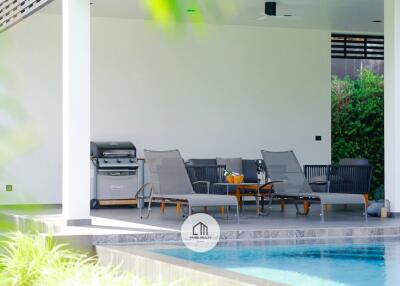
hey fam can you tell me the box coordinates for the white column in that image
[62,0,91,224]
[385,0,400,214]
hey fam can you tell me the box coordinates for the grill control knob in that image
[130,159,134,163]
[117,159,121,163]
[104,159,108,163]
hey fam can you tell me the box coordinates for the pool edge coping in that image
[96,244,287,286]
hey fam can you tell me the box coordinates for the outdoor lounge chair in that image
[261,150,367,222]
[304,159,372,196]
[136,150,239,223]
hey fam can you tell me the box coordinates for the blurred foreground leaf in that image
[141,0,237,36]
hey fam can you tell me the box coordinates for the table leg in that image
[255,191,260,215]
[236,187,242,211]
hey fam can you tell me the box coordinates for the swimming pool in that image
[155,239,400,286]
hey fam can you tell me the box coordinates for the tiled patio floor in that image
[3,203,400,240]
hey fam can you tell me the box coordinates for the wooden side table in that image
[235,184,273,215]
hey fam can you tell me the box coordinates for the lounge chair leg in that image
[280,199,285,212]
[141,196,152,219]
[321,203,325,223]
[188,204,192,216]
[235,188,242,211]
[364,202,368,222]
[364,194,369,208]
[260,195,273,216]
[176,203,181,216]
[220,206,225,216]
[161,201,166,215]
[303,200,310,216]
[203,206,208,213]
[268,195,273,211]
[182,205,189,217]
[295,201,300,215]
[261,196,265,212]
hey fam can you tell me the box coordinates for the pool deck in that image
[2,204,400,246]
[3,204,400,286]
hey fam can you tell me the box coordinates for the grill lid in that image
[91,141,136,158]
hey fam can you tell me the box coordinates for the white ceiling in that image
[42,0,384,33]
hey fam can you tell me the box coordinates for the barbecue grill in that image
[90,141,139,208]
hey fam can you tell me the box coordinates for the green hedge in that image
[331,69,384,199]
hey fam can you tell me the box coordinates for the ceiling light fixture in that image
[265,2,277,16]
[257,2,296,20]
[372,20,383,23]
[187,9,197,13]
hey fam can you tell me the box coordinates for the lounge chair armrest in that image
[135,182,152,199]
[193,181,211,194]
[260,180,284,189]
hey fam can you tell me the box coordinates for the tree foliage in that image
[331,69,384,198]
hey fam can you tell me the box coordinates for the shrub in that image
[331,69,384,198]
[0,232,205,286]
[0,232,143,286]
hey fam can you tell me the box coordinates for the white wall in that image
[92,17,331,162]
[0,13,331,204]
[0,14,62,204]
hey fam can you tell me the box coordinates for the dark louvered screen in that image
[0,0,54,33]
[331,34,384,60]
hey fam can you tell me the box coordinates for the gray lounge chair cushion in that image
[309,175,345,192]
[186,159,217,166]
[339,158,369,166]
[217,157,243,174]
[283,192,366,205]
[310,183,327,193]
[309,175,328,185]
[367,201,384,217]
[309,175,345,185]
[242,159,258,183]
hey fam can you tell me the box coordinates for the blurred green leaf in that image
[141,0,237,36]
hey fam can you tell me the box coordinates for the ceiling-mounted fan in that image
[257,1,298,20]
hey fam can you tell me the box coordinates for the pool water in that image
[155,240,400,286]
